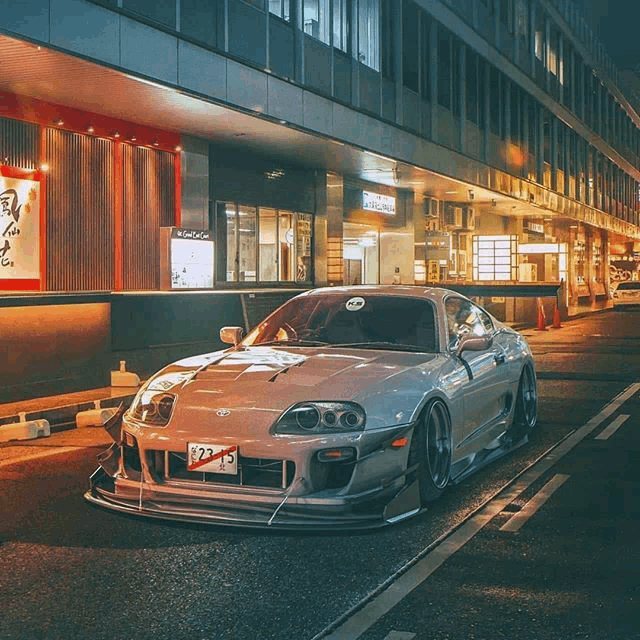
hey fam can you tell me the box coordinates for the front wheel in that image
[506,364,538,445]
[410,399,452,504]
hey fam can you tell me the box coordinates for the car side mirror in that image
[455,333,492,357]
[220,326,244,346]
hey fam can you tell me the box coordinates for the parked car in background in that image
[86,286,537,529]
[611,281,640,307]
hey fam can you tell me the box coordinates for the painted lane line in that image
[383,632,416,640]
[595,414,630,440]
[500,473,570,533]
[317,381,640,640]
[0,447,80,469]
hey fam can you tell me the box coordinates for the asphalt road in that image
[1,309,639,640]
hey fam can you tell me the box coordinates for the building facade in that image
[1,0,639,398]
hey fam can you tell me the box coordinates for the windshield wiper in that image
[255,339,329,347]
[327,341,428,352]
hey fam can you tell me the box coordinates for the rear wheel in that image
[410,399,452,504]
[506,364,537,445]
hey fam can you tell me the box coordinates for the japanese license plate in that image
[187,443,238,475]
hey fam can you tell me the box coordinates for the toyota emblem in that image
[216,409,231,417]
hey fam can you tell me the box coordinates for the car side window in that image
[445,297,489,348]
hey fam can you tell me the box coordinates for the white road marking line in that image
[317,381,640,640]
[0,447,80,469]
[383,632,416,640]
[499,473,570,533]
[595,414,630,440]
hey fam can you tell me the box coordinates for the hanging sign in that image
[362,191,396,215]
[0,175,40,279]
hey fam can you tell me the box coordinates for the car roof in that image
[300,285,461,303]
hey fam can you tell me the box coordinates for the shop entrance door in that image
[343,222,379,285]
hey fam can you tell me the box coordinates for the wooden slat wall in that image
[122,146,175,290]
[0,116,39,169]
[45,129,115,291]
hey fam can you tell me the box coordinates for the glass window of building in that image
[437,26,451,109]
[304,0,330,43]
[222,204,312,284]
[278,211,295,281]
[402,0,419,93]
[489,67,500,136]
[500,0,512,31]
[472,235,518,281]
[343,222,379,285]
[222,203,257,282]
[358,0,380,70]
[451,38,461,116]
[478,57,486,129]
[466,47,478,124]
[123,0,176,28]
[333,0,348,51]
[269,0,290,20]
[258,208,278,281]
[243,0,265,9]
[381,0,395,79]
[402,0,419,92]
[420,11,431,100]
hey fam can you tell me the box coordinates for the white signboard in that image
[171,236,214,289]
[0,176,40,279]
[362,191,396,215]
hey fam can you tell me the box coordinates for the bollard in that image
[76,407,119,428]
[0,419,50,443]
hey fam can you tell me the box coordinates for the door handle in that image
[494,353,506,365]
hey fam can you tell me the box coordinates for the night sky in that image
[583,0,640,71]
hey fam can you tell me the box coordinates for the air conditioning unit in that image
[424,197,440,218]
[463,207,476,230]
[445,205,463,229]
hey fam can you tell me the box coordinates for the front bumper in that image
[84,422,423,530]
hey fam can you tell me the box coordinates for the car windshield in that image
[243,293,438,352]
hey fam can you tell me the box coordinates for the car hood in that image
[141,346,439,438]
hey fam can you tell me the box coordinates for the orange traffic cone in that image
[535,298,547,331]
[551,303,562,329]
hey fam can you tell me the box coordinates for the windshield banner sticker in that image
[0,176,40,279]
[345,297,365,311]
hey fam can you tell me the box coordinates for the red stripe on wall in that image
[0,279,40,291]
[114,141,123,291]
[174,148,182,228]
[0,90,180,152]
[0,166,40,180]
[39,126,46,291]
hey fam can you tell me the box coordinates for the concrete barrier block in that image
[0,419,51,443]
[76,407,118,428]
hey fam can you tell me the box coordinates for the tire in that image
[506,364,538,445]
[409,399,452,504]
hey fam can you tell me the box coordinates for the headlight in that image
[129,390,176,426]
[272,402,366,435]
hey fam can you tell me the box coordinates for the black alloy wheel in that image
[410,399,452,504]
[506,364,538,445]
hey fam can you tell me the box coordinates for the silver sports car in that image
[86,286,537,529]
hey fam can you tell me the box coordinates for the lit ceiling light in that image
[39,163,49,172]
[152,138,159,146]
[55,118,64,126]
[87,124,95,133]
[129,133,137,142]
[112,130,120,138]
[175,145,182,152]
